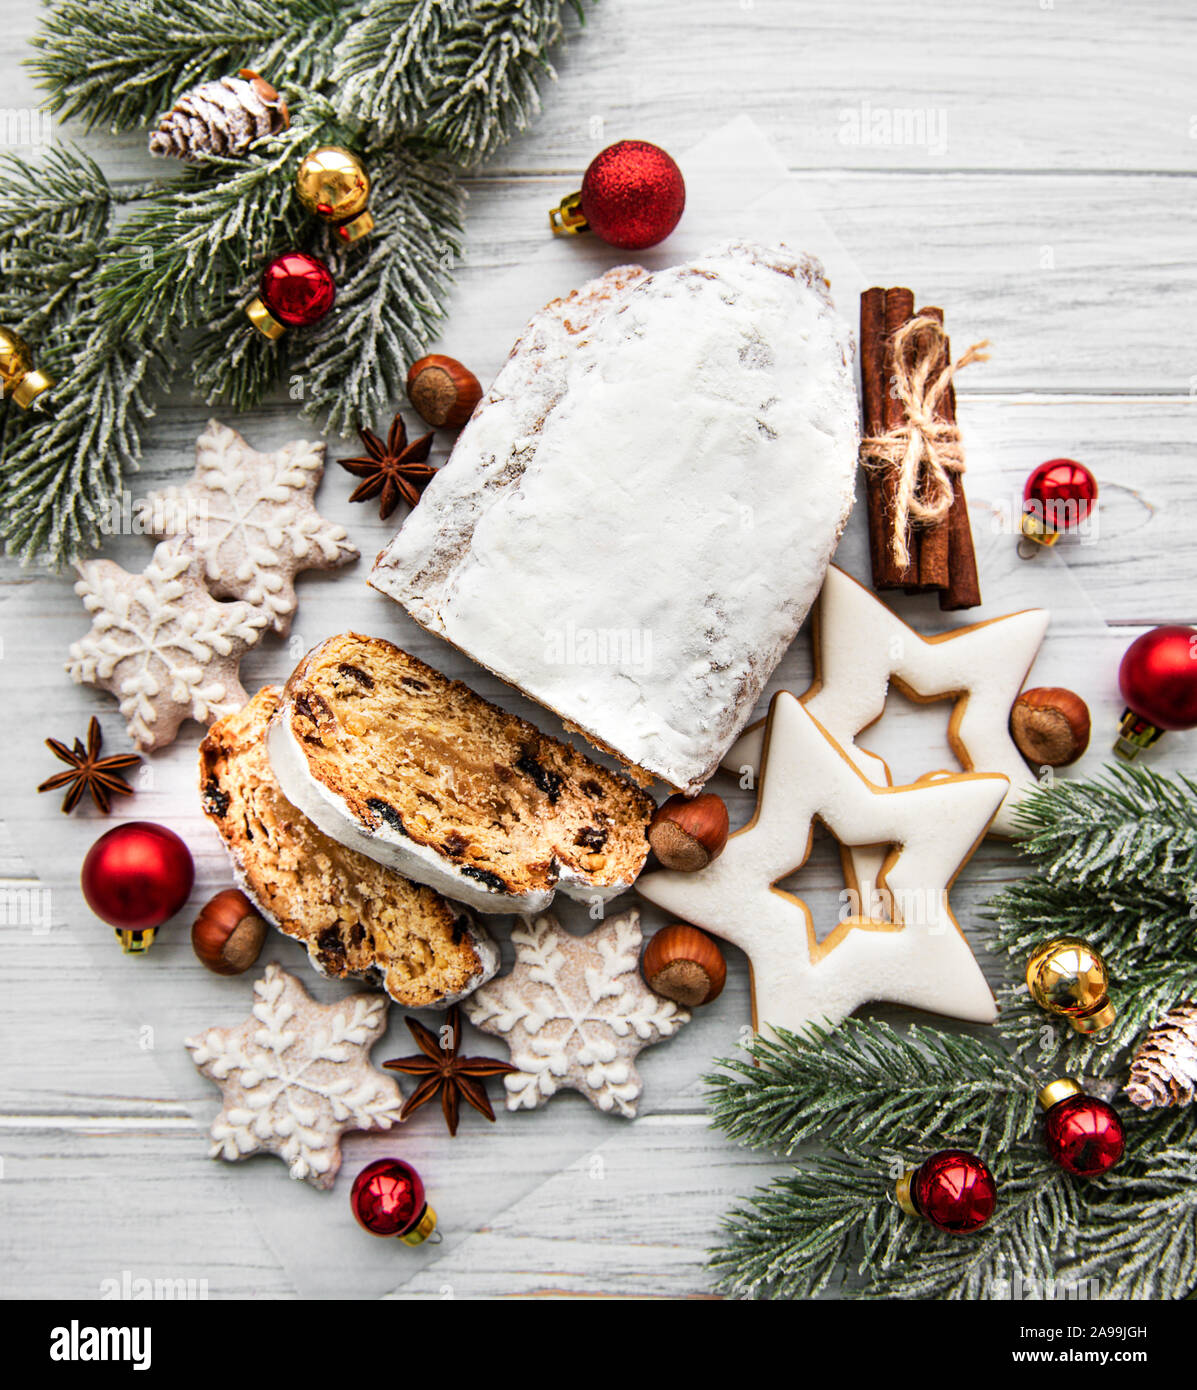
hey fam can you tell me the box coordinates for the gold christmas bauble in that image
[1026,936,1115,1034]
[0,325,53,408]
[295,146,374,241]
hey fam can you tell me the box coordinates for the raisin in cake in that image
[199,686,498,1007]
[265,635,655,915]
[370,241,858,793]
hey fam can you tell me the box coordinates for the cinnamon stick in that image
[939,383,982,610]
[859,288,892,590]
[882,288,919,587]
[913,306,951,591]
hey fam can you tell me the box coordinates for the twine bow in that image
[861,315,990,568]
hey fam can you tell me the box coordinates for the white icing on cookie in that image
[372,242,859,793]
[67,537,270,751]
[140,419,357,636]
[464,909,689,1118]
[185,964,403,1189]
[722,566,1049,837]
[639,691,1005,1037]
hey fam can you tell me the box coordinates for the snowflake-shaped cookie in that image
[185,963,403,1190]
[139,419,358,634]
[67,537,270,751]
[464,910,689,1119]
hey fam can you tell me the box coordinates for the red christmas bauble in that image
[1044,1095,1124,1178]
[259,251,336,327]
[1118,626,1197,732]
[908,1149,996,1234]
[1023,458,1097,533]
[351,1158,428,1239]
[580,140,685,250]
[80,822,194,932]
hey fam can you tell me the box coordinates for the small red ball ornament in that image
[350,1158,437,1244]
[1114,625,1197,759]
[246,251,336,339]
[1020,458,1098,549]
[550,140,685,250]
[895,1149,997,1234]
[1039,1079,1124,1178]
[80,821,195,953]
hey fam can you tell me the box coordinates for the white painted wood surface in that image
[1,0,1195,1300]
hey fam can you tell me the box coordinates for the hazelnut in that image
[191,889,268,976]
[642,924,727,1007]
[648,792,729,872]
[407,354,483,429]
[1010,687,1091,768]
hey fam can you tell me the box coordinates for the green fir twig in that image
[6,0,587,566]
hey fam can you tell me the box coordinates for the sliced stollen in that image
[370,240,859,793]
[266,634,655,915]
[199,686,498,1008]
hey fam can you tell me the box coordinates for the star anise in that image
[338,412,435,520]
[37,716,141,813]
[383,1005,517,1136]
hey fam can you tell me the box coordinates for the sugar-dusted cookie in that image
[464,910,689,1118]
[67,537,270,751]
[722,566,1048,837]
[140,419,358,635]
[185,963,403,1189]
[640,691,1006,1038]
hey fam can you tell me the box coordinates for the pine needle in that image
[7,0,582,566]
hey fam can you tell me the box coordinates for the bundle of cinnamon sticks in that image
[860,286,981,610]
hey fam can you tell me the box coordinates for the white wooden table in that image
[1,0,1194,1300]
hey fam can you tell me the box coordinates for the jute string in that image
[861,315,990,568]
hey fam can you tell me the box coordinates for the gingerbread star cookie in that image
[139,419,358,635]
[641,691,1006,1038]
[67,537,270,751]
[723,566,1048,837]
[464,909,689,1118]
[185,964,403,1189]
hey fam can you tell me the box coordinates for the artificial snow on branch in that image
[708,768,1197,1300]
[3,0,591,567]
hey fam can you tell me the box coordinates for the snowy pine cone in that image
[149,70,289,162]
[1125,1001,1197,1110]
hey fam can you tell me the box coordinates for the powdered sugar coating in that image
[371,242,859,792]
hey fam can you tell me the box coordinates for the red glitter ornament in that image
[896,1149,997,1234]
[350,1158,437,1244]
[80,821,195,953]
[1021,458,1098,547]
[550,140,685,250]
[1039,1079,1124,1178]
[1114,625,1197,760]
[246,251,335,339]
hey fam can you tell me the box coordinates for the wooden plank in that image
[3,1,1194,174]
[0,1128,296,1298]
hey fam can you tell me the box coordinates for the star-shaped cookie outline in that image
[641,691,1006,1038]
[185,963,403,1190]
[67,537,270,751]
[139,419,358,635]
[464,909,689,1118]
[723,565,1048,838]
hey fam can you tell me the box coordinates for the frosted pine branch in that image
[1009,763,1197,895]
[707,1021,1040,1158]
[294,148,465,433]
[30,0,347,132]
[335,0,462,138]
[427,1,588,163]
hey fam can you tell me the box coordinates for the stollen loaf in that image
[371,241,859,792]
